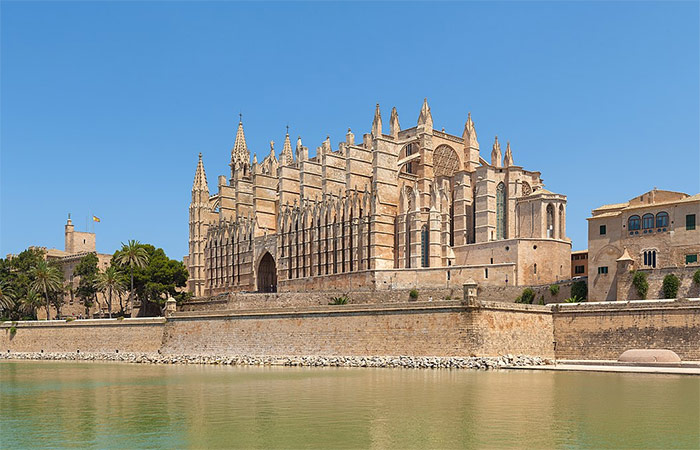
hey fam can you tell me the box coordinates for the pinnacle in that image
[193,153,209,191]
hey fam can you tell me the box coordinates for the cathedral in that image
[186,100,571,297]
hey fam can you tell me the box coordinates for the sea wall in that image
[163,301,554,358]
[0,318,165,353]
[553,299,700,360]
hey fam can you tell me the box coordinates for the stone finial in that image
[192,152,209,192]
[503,141,514,167]
[346,128,355,145]
[280,132,294,166]
[371,103,382,137]
[231,118,250,166]
[417,98,433,129]
[390,106,400,139]
[462,112,479,149]
[491,136,502,168]
[323,135,331,153]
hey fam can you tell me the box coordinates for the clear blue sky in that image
[1,1,698,259]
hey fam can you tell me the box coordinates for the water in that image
[1,361,698,449]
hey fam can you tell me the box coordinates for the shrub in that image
[445,295,452,300]
[515,288,536,304]
[662,274,680,299]
[328,295,349,305]
[549,284,560,296]
[693,269,700,285]
[9,322,17,336]
[571,280,587,300]
[538,296,545,305]
[409,289,419,300]
[632,271,648,299]
[564,295,583,303]
[65,317,75,322]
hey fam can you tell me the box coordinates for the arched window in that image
[546,204,554,238]
[656,212,669,228]
[628,215,641,231]
[496,182,506,240]
[421,225,429,267]
[642,213,654,229]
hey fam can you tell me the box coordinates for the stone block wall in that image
[616,266,700,301]
[0,318,165,353]
[553,300,700,360]
[162,301,554,358]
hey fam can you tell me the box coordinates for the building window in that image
[496,182,506,240]
[628,215,641,231]
[597,266,608,274]
[687,214,696,231]
[599,225,606,235]
[404,143,415,174]
[420,225,429,268]
[656,212,669,228]
[546,204,554,238]
[643,250,657,268]
[574,265,585,274]
[642,213,654,230]
[686,254,698,264]
[484,268,488,279]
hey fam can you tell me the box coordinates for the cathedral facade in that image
[186,100,571,297]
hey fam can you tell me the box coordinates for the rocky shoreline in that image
[0,352,550,369]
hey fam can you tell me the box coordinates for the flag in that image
[92,216,100,223]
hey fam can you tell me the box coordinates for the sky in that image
[1,1,698,259]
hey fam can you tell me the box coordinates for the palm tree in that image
[30,260,63,320]
[114,240,149,312]
[0,282,15,317]
[19,289,43,319]
[96,266,127,318]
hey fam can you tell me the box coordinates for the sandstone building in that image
[588,189,700,301]
[187,100,571,297]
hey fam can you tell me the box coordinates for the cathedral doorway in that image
[257,252,277,293]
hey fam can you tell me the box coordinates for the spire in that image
[231,118,250,166]
[371,103,382,137]
[417,98,433,129]
[280,131,294,165]
[462,112,479,149]
[491,136,502,167]
[390,107,400,139]
[503,141,514,167]
[193,152,209,192]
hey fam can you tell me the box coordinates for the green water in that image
[0,361,698,449]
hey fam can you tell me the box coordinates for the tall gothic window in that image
[449,189,455,247]
[546,204,554,238]
[496,182,506,240]
[421,225,429,267]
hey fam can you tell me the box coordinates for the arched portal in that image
[257,252,277,293]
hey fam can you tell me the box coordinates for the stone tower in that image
[188,153,211,297]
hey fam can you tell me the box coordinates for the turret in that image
[230,117,251,181]
[462,112,480,170]
[417,98,433,130]
[188,152,211,297]
[390,106,400,139]
[491,136,502,167]
[371,103,382,137]
[503,141,514,167]
[280,131,294,166]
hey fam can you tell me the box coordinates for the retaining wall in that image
[553,299,700,360]
[163,301,554,358]
[0,318,165,353]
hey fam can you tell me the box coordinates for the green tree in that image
[0,281,15,318]
[75,253,100,317]
[30,260,63,320]
[19,289,43,319]
[113,244,188,316]
[96,266,127,318]
[114,240,149,312]
[515,287,536,304]
[662,274,680,299]
[632,271,648,299]
[571,280,587,300]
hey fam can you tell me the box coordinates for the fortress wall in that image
[161,302,554,358]
[0,318,165,354]
[553,300,700,360]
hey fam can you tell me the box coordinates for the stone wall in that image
[0,318,165,353]
[616,266,700,301]
[552,299,700,360]
[163,301,554,358]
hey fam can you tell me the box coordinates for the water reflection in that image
[1,362,698,449]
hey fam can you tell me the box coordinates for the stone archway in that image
[257,252,277,293]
